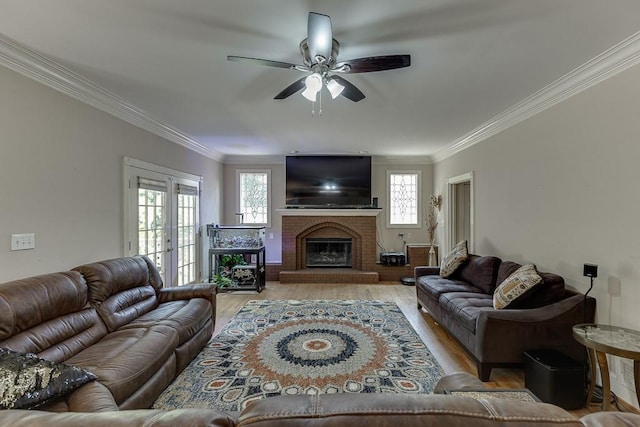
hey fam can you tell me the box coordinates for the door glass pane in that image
[138,188,166,277]
[177,193,197,285]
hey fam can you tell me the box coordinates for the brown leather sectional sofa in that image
[0,255,216,411]
[415,255,597,381]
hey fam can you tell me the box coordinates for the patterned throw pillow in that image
[439,240,468,278]
[493,264,543,309]
[0,347,97,409]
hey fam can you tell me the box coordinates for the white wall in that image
[223,158,433,263]
[434,62,640,406]
[0,65,223,282]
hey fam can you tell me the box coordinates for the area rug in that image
[153,299,444,412]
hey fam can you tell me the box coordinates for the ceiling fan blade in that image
[227,55,300,70]
[338,55,411,73]
[332,76,365,102]
[274,77,306,100]
[307,12,333,61]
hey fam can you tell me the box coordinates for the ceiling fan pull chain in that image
[311,100,315,116]
[318,91,323,116]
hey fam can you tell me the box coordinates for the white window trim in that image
[235,169,271,228]
[386,169,422,229]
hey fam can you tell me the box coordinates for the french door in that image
[124,158,201,286]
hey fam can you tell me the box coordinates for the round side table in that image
[573,324,640,411]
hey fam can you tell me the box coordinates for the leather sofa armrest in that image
[415,266,440,278]
[475,293,596,364]
[0,409,236,427]
[477,293,592,324]
[158,284,217,322]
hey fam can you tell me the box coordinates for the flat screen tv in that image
[286,155,372,207]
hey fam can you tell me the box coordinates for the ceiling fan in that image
[227,12,411,103]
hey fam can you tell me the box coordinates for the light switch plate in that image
[11,233,35,251]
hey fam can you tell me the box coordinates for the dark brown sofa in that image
[415,255,596,381]
[0,255,216,411]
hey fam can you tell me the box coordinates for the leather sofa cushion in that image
[119,299,212,345]
[0,272,108,362]
[39,381,119,412]
[453,255,501,294]
[0,409,237,427]
[497,261,565,308]
[73,256,162,331]
[237,393,583,427]
[416,276,485,301]
[66,325,179,405]
[439,292,494,333]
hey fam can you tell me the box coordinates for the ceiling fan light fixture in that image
[326,78,344,99]
[302,73,322,101]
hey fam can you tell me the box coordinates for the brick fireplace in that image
[278,209,380,283]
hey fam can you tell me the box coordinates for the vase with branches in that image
[426,194,440,266]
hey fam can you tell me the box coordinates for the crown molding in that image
[0,33,224,162]
[373,155,433,165]
[223,155,285,165]
[433,31,640,163]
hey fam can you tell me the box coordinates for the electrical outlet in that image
[620,358,634,389]
[407,232,412,239]
[11,233,35,251]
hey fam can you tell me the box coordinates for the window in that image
[237,170,270,226]
[387,170,421,227]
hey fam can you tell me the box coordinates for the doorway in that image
[123,158,202,286]
[446,172,474,253]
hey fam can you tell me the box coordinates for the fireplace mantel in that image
[277,208,381,217]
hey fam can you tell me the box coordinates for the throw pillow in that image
[493,264,543,309]
[439,240,468,278]
[0,347,97,409]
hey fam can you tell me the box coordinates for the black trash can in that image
[524,349,585,410]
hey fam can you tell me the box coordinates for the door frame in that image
[445,171,474,254]
[122,157,203,285]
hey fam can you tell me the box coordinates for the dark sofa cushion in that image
[439,292,494,333]
[496,261,565,308]
[416,276,486,301]
[453,255,502,294]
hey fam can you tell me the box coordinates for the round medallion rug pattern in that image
[153,300,444,412]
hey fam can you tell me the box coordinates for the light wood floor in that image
[213,281,633,418]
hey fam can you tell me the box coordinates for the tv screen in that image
[286,155,372,207]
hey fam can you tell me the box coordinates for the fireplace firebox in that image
[306,238,352,268]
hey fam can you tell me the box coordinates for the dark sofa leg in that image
[417,302,422,310]
[478,363,492,382]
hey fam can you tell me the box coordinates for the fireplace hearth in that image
[306,238,352,268]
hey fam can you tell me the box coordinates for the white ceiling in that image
[1,0,639,161]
